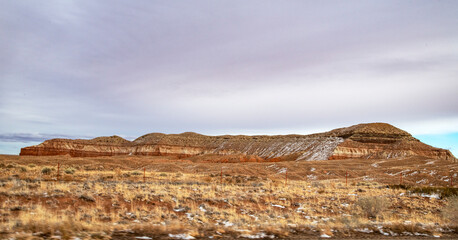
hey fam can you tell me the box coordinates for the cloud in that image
[0,1,458,154]
[0,133,93,143]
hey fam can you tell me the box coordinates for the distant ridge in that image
[20,123,456,161]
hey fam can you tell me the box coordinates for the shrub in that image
[443,196,458,225]
[64,167,76,174]
[159,173,167,177]
[388,185,458,198]
[311,181,325,188]
[6,164,15,169]
[388,184,409,190]
[20,166,27,172]
[356,182,371,187]
[28,164,36,168]
[122,173,131,178]
[41,167,53,175]
[411,187,458,198]
[356,196,389,219]
[131,171,142,176]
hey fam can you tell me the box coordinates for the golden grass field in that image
[0,154,457,239]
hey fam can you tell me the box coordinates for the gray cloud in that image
[1,0,458,153]
[0,133,93,143]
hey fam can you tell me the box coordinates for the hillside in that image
[19,123,456,161]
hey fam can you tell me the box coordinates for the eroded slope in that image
[19,123,455,161]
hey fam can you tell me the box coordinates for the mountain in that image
[19,123,455,161]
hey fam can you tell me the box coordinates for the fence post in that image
[143,167,146,183]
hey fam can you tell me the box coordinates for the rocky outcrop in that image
[20,123,456,161]
[19,137,133,157]
[326,123,455,161]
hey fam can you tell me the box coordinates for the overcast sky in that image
[1,1,457,155]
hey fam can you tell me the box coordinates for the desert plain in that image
[0,153,457,239]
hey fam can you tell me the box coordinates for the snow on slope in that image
[210,136,345,161]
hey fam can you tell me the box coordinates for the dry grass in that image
[355,196,389,219]
[443,196,458,225]
[0,154,457,239]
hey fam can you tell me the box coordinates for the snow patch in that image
[173,207,187,212]
[416,179,427,184]
[168,233,195,239]
[420,193,440,199]
[414,232,430,237]
[362,176,373,181]
[240,232,274,239]
[355,228,373,233]
[223,221,234,227]
[271,204,285,208]
[199,205,207,212]
[307,174,317,180]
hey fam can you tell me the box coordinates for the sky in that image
[1,1,457,156]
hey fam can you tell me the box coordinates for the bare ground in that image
[0,154,457,239]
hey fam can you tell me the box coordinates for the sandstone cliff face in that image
[326,123,455,161]
[19,137,133,157]
[20,123,455,161]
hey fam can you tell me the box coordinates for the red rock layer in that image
[19,123,456,161]
[328,139,454,161]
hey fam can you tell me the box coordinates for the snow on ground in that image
[173,207,186,212]
[223,221,234,227]
[387,169,410,176]
[362,176,373,181]
[416,179,427,184]
[414,232,430,237]
[271,203,286,208]
[355,228,373,233]
[420,193,440,199]
[341,203,349,208]
[199,204,207,213]
[371,161,386,168]
[230,136,344,161]
[168,233,195,239]
[240,232,275,239]
[307,174,317,180]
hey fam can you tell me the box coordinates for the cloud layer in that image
[1,1,458,154]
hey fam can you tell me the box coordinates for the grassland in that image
[0,154,457,239]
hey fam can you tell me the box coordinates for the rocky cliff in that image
[20,123,456,161]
